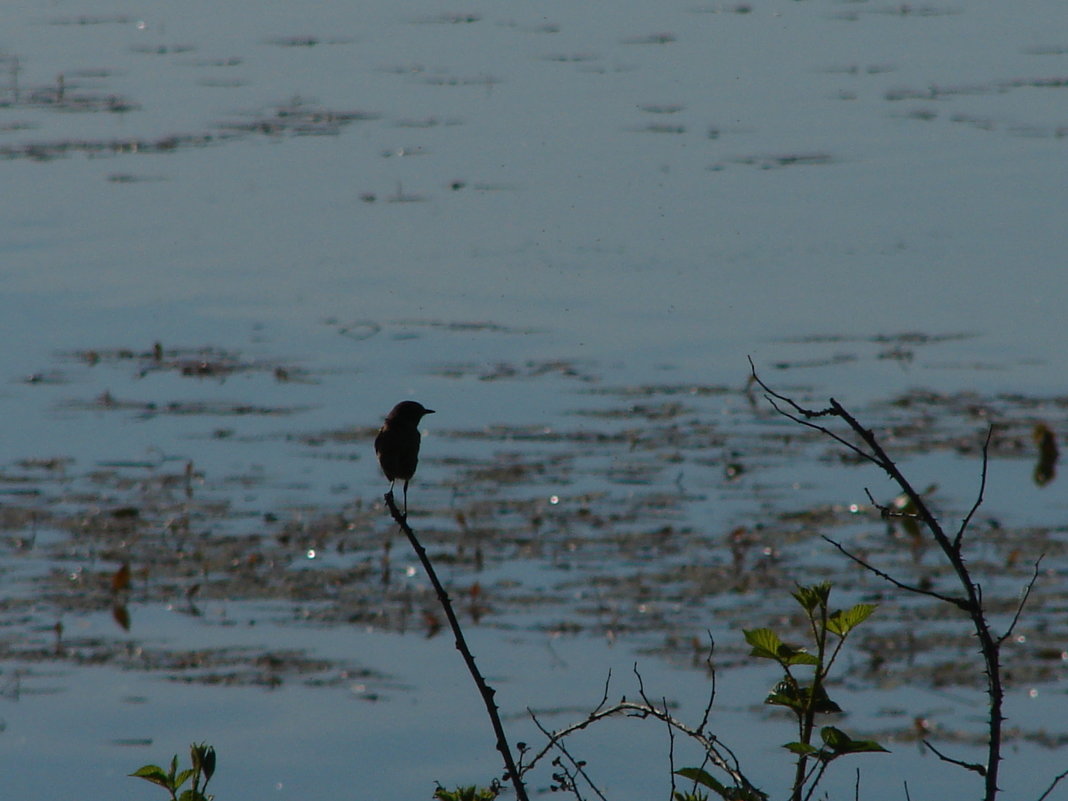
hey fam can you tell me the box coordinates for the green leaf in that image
[190,743,213,777]
[129,765,171,789]
[827,603,877,636]
[821,726,849,749]
[433,785,497,801]
[792,582,831,612]
[676,768,728,795]
[178,791,208,801]
[809,684,843,714]
[785,651,819,667]
[744,629,818,666]
[766,681,842,714]
[845,739,889,754]
[743,628,784,660]
[173,768,194,791]
[784,741,819,755]
[765,680,805,713]
[675,769,768,801]
[201,745,216,782]
[820,726,890,755]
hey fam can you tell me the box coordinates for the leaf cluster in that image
[676,583,885,801]
[130,742,216,801]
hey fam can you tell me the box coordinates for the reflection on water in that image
[1,0,1067,798]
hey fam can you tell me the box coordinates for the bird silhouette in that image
[374,400,435,515]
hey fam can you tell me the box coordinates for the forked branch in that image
[748,359,1042,801]
[522,665,757,798]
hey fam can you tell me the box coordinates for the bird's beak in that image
[425,409,436,415]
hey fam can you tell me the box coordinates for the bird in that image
[374,400,435,515]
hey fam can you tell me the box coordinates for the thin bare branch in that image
[748,359,884,470]
[748,356,838,420]
[1036,765,1068,801]
[922,739,986,777]
[764,393,877,466]
[956,426,994,551]
[801,758,832,801]
[530,710,607,801]
[594,669,613,715]
[634,662,650,704]
[524,699,754,791]
[386,492,528,801]
[663,696,677,801]
[695,633,717,737]
[922,739,987,776]
[999,556,1045,644]
[865,487,921,521]
[821,535,969,609]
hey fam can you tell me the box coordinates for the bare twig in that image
[694,633,717,737]
[663,695,677,801]
[386,492,528,801]
[523,698,755,792]
[1036,766,1068,801]
[747,361,876,468]
[548,753,586,801]
[749,360,953,560]
[801,758,831,801]
[922,739,987,776]
[530,711,607,801]
[633,662,653,706]
[595,669,613,713]
[955,427,993,551]
[864,487,919,520]
[999,556,1044,644]
[821,535,968,609]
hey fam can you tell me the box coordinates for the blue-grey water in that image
[1,0,1067,799]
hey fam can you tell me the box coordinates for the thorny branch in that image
[385,492,528,801]
[748,358,1046,801]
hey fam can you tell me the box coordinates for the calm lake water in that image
[1,0,1067,799]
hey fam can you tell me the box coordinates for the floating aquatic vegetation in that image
[621,32,677,45]
[0,337,1066,711]
[729,152,835,169]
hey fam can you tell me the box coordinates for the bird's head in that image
[386,400,435,424]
